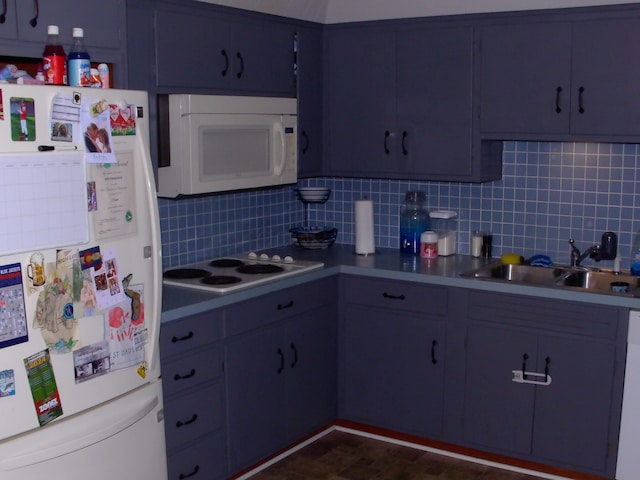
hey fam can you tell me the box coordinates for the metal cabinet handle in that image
[290,343,298,368]
[171,331,194,343]
[382,292,405,300]
[236,52,244,78]
[431,339,438,365]
[522,353,529,380]
[173,369,196,381]
[555,86,562,114]
[384,130,390,154]
[578,86,585,114]
[178,465,200,479]
[301,131,309,154]
[277,347,285,374]
[544,356,551,383]
[29,0,38,27]
[277,300,294,310]
[221,49,229,77]
[401,131,408,156]
[175,413,198,427]
[0,0,7,24]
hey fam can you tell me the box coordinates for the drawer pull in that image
[171,331,194,343]
[384,130,391,154]
[522,353,529,380]
[277,300,294,310]
[176,413,198,428]
[236,52,244,78]
[578,86,585,114]
[179,465,200,479]
[174,369,196,381]
[555,86,563,113]
[382,292,405,300]
[0,0,6,24]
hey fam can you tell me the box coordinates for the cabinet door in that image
[286,304,337,443]
[396,25,474,178]
[571,17,640,136]
[225,324,287,472]
[16,0,124,49]
[342,305,445,437]
[0,0,17,41]
[325,28,397,176]
[297,25,324,177]
[532,335,616,472]
[155,8,230,89]
[462,323,536,455]
[479,22,572,135]
[230,20,295,95]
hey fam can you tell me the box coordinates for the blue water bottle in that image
[68,28,91,87]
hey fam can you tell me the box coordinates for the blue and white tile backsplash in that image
[159,141,640,270]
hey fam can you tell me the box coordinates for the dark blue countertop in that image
[162,245,640,323]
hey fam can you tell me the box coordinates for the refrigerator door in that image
[0,85,163,441]
[0,380,167,480]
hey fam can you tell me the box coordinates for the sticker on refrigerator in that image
[0,262,29,349]
[10,97,34,142]
[107,283,145,372]
[0,369,15,397]
[73,340,110,383]
[82,98,115,163]
[109,103,136,136]
[24,349,63,426]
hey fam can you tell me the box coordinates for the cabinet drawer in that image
[164,383,224,451]
[160,310,221,358]
[167,430,226,480]
[162,347,220,398]
[224,277,335,336]
[467,291,622,339]
[343,275,447,316]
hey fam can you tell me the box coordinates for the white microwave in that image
[157,94,297,197]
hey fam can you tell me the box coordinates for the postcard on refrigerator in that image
[0,262,28,349]
[24,349,63,426]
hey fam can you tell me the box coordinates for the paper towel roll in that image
[355,199,375,255]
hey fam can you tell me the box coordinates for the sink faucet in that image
[569,232,618,267]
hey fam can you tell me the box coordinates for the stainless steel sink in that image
[461,263,639,296]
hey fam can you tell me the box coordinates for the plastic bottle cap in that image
[421,231,439,243]
[47,25,59,35]
[72,28,84,37]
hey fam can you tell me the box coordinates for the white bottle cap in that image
[47,25,59,35]
[72,27,84,38]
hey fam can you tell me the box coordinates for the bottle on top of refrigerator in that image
[68,28,91,87]
[43,25,67,85]
[631,230,640,275]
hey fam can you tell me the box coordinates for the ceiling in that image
[196,0,640,23]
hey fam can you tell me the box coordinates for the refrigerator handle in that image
[136,112,163,371]
[3,395,159,470]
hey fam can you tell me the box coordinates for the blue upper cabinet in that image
[153,0,296,95]
[479,8,640,142]
[325,21,502,182]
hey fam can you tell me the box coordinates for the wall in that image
[195,0,639,23]
[159,141,640,270]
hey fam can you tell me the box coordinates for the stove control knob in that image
[248,252,258,259]
[271,255,282,262]
[259,253,270,261]
[284,256,294,264]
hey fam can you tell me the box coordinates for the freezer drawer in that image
[0,380,167,480]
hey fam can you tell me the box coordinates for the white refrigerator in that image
[0,84,167,480]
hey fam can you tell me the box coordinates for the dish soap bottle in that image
[399,191,430,255]
[631,230,640,275]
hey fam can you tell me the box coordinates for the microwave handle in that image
[274,122,286,175]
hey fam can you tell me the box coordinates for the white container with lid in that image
[420,231,439,258]
[429,210,458,256]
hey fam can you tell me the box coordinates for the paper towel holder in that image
[354,198,376,255]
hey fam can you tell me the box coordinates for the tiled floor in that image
[248,430,548,480]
